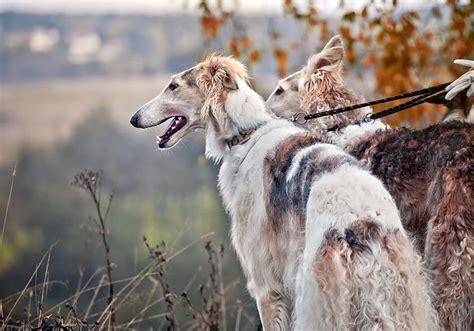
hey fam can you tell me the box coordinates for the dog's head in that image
[130,67,206,148]
[267,35,366,130]
[265,70,302,121]
[130,55,267,153]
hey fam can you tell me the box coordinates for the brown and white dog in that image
[266,36,474,330]
[130,55,438,330]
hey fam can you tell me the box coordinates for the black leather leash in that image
[291,82,451,124]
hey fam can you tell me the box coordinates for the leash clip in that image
[361,112,374,123]
[291,113,307,124]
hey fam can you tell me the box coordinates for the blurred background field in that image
[0,0,472,329]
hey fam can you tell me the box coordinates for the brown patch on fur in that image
[269,133,325,178]
[317,229,353,273]
[262,133,324,265]
[314,221,386,284]
[258,290,292,330]
[263,133,326,234]
[350,219,384,243]
[262,133,350,270]
[314,221,437,330]
[314,229,353,327]
[263,133,360,260]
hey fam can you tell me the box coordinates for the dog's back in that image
[262,134,439,330]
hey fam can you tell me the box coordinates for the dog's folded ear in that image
[308,35,344,73]
[323,35,343,51]
[206,64,238,90]
[223,71,238,90]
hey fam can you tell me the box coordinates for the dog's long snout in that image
[130,113,140,128]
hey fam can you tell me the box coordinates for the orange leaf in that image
[242,36,253,47]
[273,48,288,78]
[247,50,261,65]
[201,16,223,39]
[228,36,240,57]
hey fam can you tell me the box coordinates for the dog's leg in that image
[424,155,473,330]
[425,218,473,330]
[255,290,291,331]
[294,228,352,330]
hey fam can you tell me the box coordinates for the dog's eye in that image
[168,82,179,91]
[275,87,284,96]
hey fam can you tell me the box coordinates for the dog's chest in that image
[219,151,292,284]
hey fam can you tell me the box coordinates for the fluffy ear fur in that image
[201,62,239,93]
[223,72,238,90]
[298,35,368,130]
[197,57,243,144]
[308,35,344,73]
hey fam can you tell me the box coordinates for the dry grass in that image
[0,233,258,330]
[0,170,260,330]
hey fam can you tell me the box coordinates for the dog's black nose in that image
[130,114,139,127]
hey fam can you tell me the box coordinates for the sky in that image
[0,0,445,15]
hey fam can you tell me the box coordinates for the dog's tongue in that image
[158,116,186,145]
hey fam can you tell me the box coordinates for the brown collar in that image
[225,128,256,149]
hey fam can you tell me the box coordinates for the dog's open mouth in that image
[157,116,187,148]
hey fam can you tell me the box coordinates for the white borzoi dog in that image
[266,36,473,330]
[130,55,438,330]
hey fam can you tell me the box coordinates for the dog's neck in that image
[301,76,371,132]
[225,128,257,149]
[205,82,273,162]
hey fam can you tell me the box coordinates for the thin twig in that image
[65,267,84,324]
[72,170,116,327]
[1,163,16,245]
[96,262,156,326]
[5,242,57,322]
[37,249,52,327]
[218,244,227,331]
[124,294,165,328]
[84,274,106,321]
[126,277,159,328]
[234,301,242,331]
[117,312,168,328]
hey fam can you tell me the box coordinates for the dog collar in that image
[226,128,256,149]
